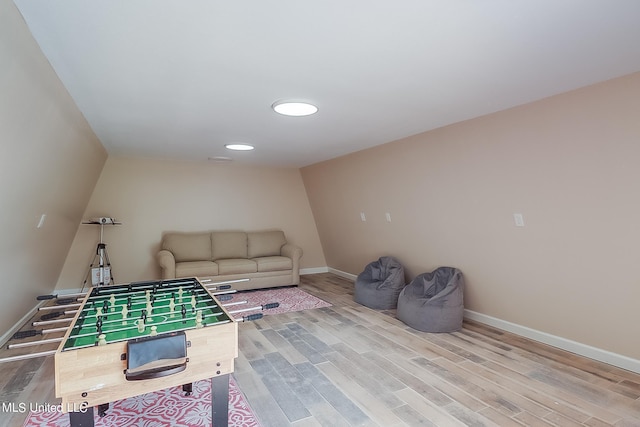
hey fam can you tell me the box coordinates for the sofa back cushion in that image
[211,232,248,260]
[162,232,212,262]
[248,230,286,258]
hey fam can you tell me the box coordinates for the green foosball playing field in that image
[63,278,232,350]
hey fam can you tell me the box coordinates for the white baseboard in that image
[464,309,640,374]
[300,267,329,275]
[300,266,357,280]
[327,267,357,281]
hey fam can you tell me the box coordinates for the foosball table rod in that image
[228,302,279,315]
[19,299,248,338]
[209,289,237,296]
[7,336,63,349]
[0,349,57,364]
[38,302,82,311]
[37,292,87,301]
[201,278,250,287]
[33,277,250,302]
[60,296,237,317]
[48,290,238,318]
[62,291,233,316]
[221,300,248,307]
[18,299,254,342]
[33,317,73,327]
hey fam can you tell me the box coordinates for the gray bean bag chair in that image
[397,267,464,332]
[354,256,405,309]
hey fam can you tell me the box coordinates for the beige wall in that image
[301,72,640,361]
[57,156,326,288]
[0,0,107,336]
[5,0,638,366]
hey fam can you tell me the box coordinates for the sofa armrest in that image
[157,250,176,279]
[281,243,303,284]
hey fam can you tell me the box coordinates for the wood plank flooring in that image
[1,273,639,426]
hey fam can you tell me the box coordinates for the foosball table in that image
[54,277,238,427]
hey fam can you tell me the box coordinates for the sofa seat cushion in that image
[175,261,218,277]
[216,259,257,275]
[253,256,292,272]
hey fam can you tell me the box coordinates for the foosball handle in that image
[218,285,231,290]
[217,295,233,302]
[243,313,263,322]
[36,294,56,300]
[11,330,39,340]
[262,302,280,310]
[40,311,63,321]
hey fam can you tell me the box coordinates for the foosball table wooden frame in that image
[54,277,238,427]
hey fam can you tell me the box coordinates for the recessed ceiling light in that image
[225,143,254,151]
[272,101,318,117]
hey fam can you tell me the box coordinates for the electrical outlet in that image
[385,212,391,222]
[513,213,525,227]
[360,212,366,222]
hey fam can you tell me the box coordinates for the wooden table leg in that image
[211,374,229,427]
[69,406,94,427]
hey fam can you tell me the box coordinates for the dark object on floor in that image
[397,267,464,332]
[354,256,406,309]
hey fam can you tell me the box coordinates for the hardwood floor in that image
[1,273,639,426]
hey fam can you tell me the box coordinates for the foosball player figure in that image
[169,297,176,317]
[137,318,145,333]
[146,301,153,322]
[195,310,203,328]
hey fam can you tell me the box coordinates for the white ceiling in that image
[14,0,640,167]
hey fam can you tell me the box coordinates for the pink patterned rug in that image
[23,377,258,427]
[226,286,331,319]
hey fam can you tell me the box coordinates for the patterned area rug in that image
[23,377,258,427]
[225,286,332,319]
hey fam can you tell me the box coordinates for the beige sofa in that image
[156,230,302,290]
